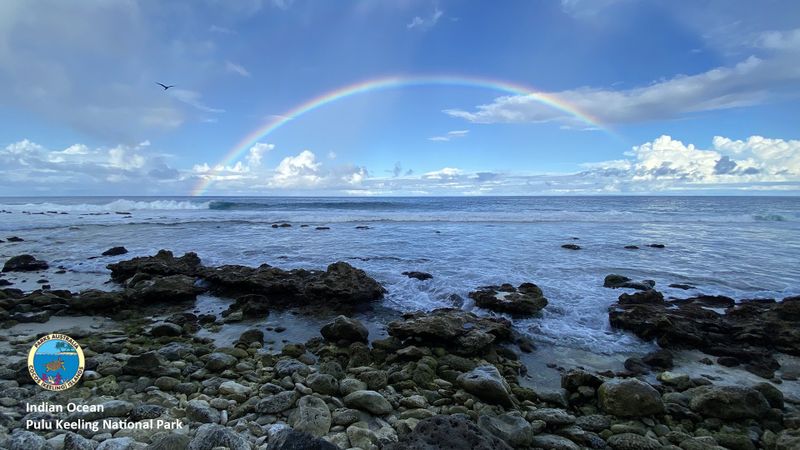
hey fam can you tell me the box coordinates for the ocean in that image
[1,196,799,359]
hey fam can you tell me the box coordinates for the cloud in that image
[169,89,225,114]
[209,25,234,34]
[445,41,800,126]
[583,135,800,189]
[756,28,800,51]
[428,130,469,142]
[0,1,226,140]
[271,0,295,9]
[407,6,444,29]
[246,142,274,167]
[423,167,463,180]
[0,138,184,194]
[225,60,251,77]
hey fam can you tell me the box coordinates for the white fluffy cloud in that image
[0,139,184,194]
[584,135,800,189]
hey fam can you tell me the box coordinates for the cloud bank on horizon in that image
[0,0,798,196]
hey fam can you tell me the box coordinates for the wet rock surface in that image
[609,292,800,378]
[469,283,548,316]
[0,249,798,450]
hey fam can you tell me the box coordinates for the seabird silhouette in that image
[156,82,175,90]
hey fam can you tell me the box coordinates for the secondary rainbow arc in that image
[192,75,612,195]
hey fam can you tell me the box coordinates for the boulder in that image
[458,365,514,407]
[597,379,664,417]
[289,395,332,438]
[529,434,580,450]
[126,274,201,302]
[609,295,800,369]
[3,255,49,272]
[603,274,656,291]
[257,390,298,414]
[147,433,191,450]
[102,246,128,256]
[205,352,237,372]
[469,283,548,315]
[388,308,512,356]
[687,385,770,420]
[108,250,202,281]
[478,413,533,447]
[343,390,393,415]
[385,414,512,450]
[561,244,581,250]
[187,424,250,450]
[320,315,369,343]
[606,433,662,450]
[150,322,183,337]
[5,431,50,450]
[266,429,339,450]
[202,261,385,305]
[403,271,433,281]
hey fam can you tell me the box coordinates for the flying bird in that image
[156,82,175,90]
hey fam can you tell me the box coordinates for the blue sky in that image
[0,0,799,195]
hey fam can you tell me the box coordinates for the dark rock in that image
[618,290,663,305]
[403,271,433,281]
[238,328,264,345]
[478,413,532,447]
[669,283,695,290]
[642,349,674,370]
[5,431,49,450]
[624,245,639,249]
[609,295,800,365]
[102,246,128,256]
[150,322,183,337]
[315,226,330,230]
[458,365,514,407]
[147,432,191,450]
[648,244,666,248]
[385,414,512,450]
[597,379,664,417]
[469,283,548,315]
[687,385,770,419]
[388,308,512,356]
[603,274,656,291]
[202,261,385,306]
[753,382,784,409]
[123,352,165,376]
[623,357,649,375]
[7,236,24,242]
[130,404,165,421]
[3,255,49,272]
[108,250,202,282]
[126,274,201,303]
[266,429,339,450]
[187,423,250,450]
[561,369,604,392]
[561,244,581,250]
[320,315,369,343]
[70,289,125,312]
[0,279,12,286]
[717,356,740,366]
[272,223,292,228]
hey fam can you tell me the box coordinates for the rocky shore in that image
[0,251,798,449]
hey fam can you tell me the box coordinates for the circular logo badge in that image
[28,334,85,391]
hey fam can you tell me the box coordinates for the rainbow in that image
[192,75,612,195]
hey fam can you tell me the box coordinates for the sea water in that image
[1,196,798,355]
